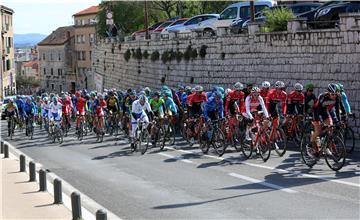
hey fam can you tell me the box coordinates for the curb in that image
[2,140,121,220]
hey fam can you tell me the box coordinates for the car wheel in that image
[203,28,215,37]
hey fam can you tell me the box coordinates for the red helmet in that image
[75,91,81,97]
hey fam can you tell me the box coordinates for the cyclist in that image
[176,85,185,102]
[287,83,305,116]
[92,93,107,134]
[242,83,253,99]
[130,95,153,149]
[244,87,269,141]
[15,95,25,123]
[206,86,219,99]
[187,85,207,117]
[337,83,352,115]
[23,97,36,136]
[310,83,346,158]
[163,91,178,116]
[48,97,63,132]
[144,87,152,99]
[260,81,271,98]
[149,91,165,118]
[225,82,245,117]
[181,86,192,109]
[304,83,317,116]
[106,91,119,113]
[266,81,287,141]
[204,91,224,123]
[61,93,73,129]
[74,91,86,132]
[4,98,18,136]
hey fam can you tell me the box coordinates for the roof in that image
[23,61,38,69]
[38,26,74,46]
[73,6,99,16]
[0,5,14,14]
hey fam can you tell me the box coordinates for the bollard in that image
[20,154,26,172]
[29,161,36,182]
[1,141,3,153]
[96,209,107,220]
[71,192,82,220]
[39,169,47,191]
[4,143,9,158]
[53,179,63,204]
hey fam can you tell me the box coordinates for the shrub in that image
[143,50,149,59]
[124,49,131,62]
[176,50,183,63]
[169,49,176,61]
[263,8,295,32]
[151,50,160,61]
[161,50,170,63]
[199,45,207,59]
[133,47,142,60]
[191,48,198,60]
[184,45,192,61]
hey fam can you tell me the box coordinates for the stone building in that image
[73,5,99,90]
[1,5,15,99]
[21,60,39,80]
[38,26,76,93]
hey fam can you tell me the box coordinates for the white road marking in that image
[158,152,194,164]
[229,172,298,193]
[165,146,360,188]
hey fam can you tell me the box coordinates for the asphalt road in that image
[1,121,360,219]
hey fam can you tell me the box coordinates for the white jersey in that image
[131,100,152,119]
[245,96,269,120]
[48,102,63,120]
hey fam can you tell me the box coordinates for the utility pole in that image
[144,0,149,39]
[250,0,255,22]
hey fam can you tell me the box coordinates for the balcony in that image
[1,24,9,33]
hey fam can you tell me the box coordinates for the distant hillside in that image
[14,33,47,47]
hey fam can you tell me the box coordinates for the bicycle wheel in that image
[300,134,317,168]
[258,131,271,162]
[9,118,14,140]
[343,127,355,154]
[212,128,226,157]
[29,125,34,140]
[78,121,84,140]
[325,135,346,171]
[57,129,64,144]
[233,128,244,152]
[273,128,287,157]
[158,126,166,150]
[162,124,176,148]
[140,129,150,155]
[199,129,209,154]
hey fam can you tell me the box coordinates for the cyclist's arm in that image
[259,96,269,118]
[341,92,351,114]
[245,97,253,120]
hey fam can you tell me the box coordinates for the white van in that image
[195,1,276,35]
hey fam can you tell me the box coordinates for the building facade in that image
[73,5,99,90]
[1,5,15,99]
[21,60,39,79]
[38,26,76,93]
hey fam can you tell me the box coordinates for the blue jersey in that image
[204,97,224,121]
[164,97,177,114]
[341,92,351,114]
[23,102,35,116]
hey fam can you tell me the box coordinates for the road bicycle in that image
[162,114,176,149]
[7,115,16,140]
[131,119,150,155]
[94,115,105,142]
[25,115,34,140]
[221,114,245,152]
[300,124,346,171]
[182,114,205,146]
[49,119,63,144]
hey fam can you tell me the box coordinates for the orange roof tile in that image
[23,61,39,68]
[73,6,99,16]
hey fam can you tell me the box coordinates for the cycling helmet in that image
[294,83,303,92]
[327,83,339,93]
[214,91,222,98]
[104,89,108,93]
[251,86,260,93]
[26,96,32,102]
[43,97,48,102]
[234,82,244,91]
[9,98,14,103]
[178,85,184,90]
[185,86,191,93]
[90,92,96,97]
[153,91,160,97]
[97,93,103,99]
[225,88,232,95]
[144,87,151,93]
[53,97,58,103]
[305,83,314,90]
[139,95,146,101]
[194,85,203,92]
[275,81,285,89]
[129,90,136,96]
[261,81,271,89]
[337,83,344,92]
[108,91,114,96]
[16,95,21,99]
[85,94,90,100]
[75,91,81,97]
[163,91,171,97]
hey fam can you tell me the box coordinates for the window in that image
[81,19,85,25]
[58,69,62,76]
[82,35,86,43]
[43,68,46,75]
[89,51,92,60]
[46,81,49,88]
[51,84,54,90]
[59,85,62,92]
[89,33,95,43]
[239,5,269,18]
[51,68,53,75]
[58,53,61,61]
[184,16,203,26]
[82,51,86,60]
[77,35,81,43]
[219,7,238,20]
[43,53,45,60]
[50,53,53,61]
[6,59,11,70]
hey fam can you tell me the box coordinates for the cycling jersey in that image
[260,88,269,99]
[41,102,50,118]
[304,92,317,115]
[106,96,119,112]
[61,96,73,115]
[204,96,224,122]
[5,103,18,117]
[131,99,152,120]
[187,92,207,116]
[164,97,178,115]
[313,93,345,122]
[15,99,25,115]
[245,95,269,120]
[149,98,165,114]
[93,99,107,116]
[340,92,351,114]
[287,91,305,115]
[48,102,62,121]
[75,97,86,114]
[225,89,245,116]
[23,102,35,116]
[266,89,287,117]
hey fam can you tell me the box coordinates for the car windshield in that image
[158,21,173,28]
[149,22,163,30]
[171,19,187,26]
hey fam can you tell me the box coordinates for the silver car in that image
[162,14,219,34]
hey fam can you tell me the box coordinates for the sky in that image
[1,0,102,35]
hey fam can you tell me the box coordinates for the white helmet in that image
[234,82,244,91]
[261,81,271,89]
[294,83,303,91]
[275,81,285,89]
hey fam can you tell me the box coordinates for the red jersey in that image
[225,90,245,114]
[95,100,107,115]
[76,97,86,113]
[260,88,269,99]
[187,92,207,106]
[61,96,73,114]
[287,91,305,104]
[266,89,287,115]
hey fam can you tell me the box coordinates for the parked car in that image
[164,14,219,34]
[297,1,360,28]
[230,3,321,34]
[132,21,164,37]
[157,18,189,34]
[195,1,276,35]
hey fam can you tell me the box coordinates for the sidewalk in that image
[1,157,72,220]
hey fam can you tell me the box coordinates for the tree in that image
[150,1,177,19]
